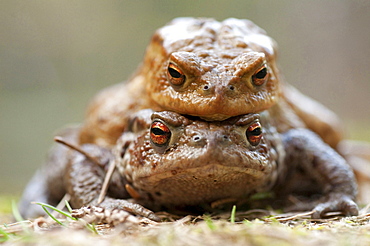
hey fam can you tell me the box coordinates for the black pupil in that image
[255,68,267,79]
[168,67,182,78]
[151,127,165,136]
[250,127,262,136]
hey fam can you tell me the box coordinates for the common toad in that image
[19,110,358,219]
[78,17,342,148]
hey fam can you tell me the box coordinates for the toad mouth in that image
[136,163,266,183]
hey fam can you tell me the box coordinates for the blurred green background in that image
[1,1,369,195]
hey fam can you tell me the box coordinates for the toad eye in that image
[167,63,186,86]
[150,121,171,146]
[252,65,268,86]
[246,122,262,146]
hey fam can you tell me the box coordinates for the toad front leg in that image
[280,128,358,218]
[65,145,159,221]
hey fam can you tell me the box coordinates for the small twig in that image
[360,202,370,215]
[275,211,314,222]
[54,136,114,205]
[53,193,71,217]
[355,212,370,219]
[98,160,116,204]
[0,221,32,234]
[54,136,101,166]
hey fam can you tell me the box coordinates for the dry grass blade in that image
[98,160,116,204]
[275,211,314,222]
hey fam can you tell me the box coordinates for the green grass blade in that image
[11,200,30,234]
[11,200,24,222]
[34,202,99,235]
[41,206,65,226]
[204,215,216,231]
[65,200,73,213]
[0,226,10,242]
[32,202,76,220]
[85,223,99,234]
[230,205,236,224]
[65,200,98,234]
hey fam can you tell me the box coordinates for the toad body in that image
[79,17,342,149]
[19,110,358,220]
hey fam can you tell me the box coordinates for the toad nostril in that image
[214,134,230,145]
[193,135,201,141]
[221,135,230,143]
[192,135,208,146]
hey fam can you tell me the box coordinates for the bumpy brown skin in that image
[18,126,117,219]
[79,17,342,148]
[116,110,282,212]
[20,110,357,219]
[116,110,357,218]
[278,128,358,218]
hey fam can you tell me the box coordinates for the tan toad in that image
[79,17,342,148]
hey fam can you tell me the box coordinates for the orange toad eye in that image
[252,65,268,86]
[167,63,186,86]
[246,122,262,146]
[150,121,171,146]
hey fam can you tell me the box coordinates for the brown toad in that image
[19,110,358,220]
[79,17,342,148]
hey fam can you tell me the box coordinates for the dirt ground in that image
[2,203,370,246]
